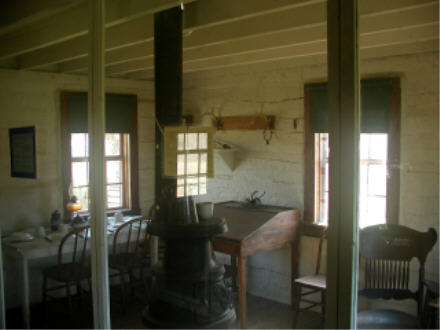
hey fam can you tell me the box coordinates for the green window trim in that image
[309,79,393,133]
[67,93,136,133]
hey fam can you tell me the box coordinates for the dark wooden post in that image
[154,7,183,220]
[326,0,360,328]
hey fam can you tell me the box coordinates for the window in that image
[176,132,208,197]
[164,126,214,198]
[359,134,388,228]
[314,133,389,228]
[304,78,400,228]
[70,133,130,210]
[61,92,139,213]
[314,133,329,224]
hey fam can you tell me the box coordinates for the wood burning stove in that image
[143,197,236,328]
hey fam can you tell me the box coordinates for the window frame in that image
[70,133,130,210]
[304,78,401,232]
[60,91,139,215]
[176,132,209,197]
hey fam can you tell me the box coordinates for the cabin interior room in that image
[0,0,438,329]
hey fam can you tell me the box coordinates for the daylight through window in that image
[70,133,131,210]
[314,133,388,228]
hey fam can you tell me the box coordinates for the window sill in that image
[76,207,141,218]
[301,221,326,238]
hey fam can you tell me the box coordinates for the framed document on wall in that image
[9,126,36,178]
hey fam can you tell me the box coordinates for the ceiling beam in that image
[0,0,195,60]
[58,41,154,73]
[182,0,437,49]
[181,39,438,73]
[17,0,315,69]
[18,16,153,70]
[16,0,437,70]
[104,26,437,76]
[123,39,438,80]
[0,0,81,37]
[60,4,439,74]
[182,0,319,29]
[92,18,439,76]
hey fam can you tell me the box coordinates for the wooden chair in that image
[42,226,91,317]
[109,217,151,307]
[293,228,327,328]
[422,279,439,329]
[357,224,437,329]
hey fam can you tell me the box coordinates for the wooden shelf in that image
[214,115,275,130]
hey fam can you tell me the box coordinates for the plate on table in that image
[107,224,121,232]
[3,232,35,243]
[46,232,66,241]
[123,215,142,222]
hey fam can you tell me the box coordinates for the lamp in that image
[66,195,82,223]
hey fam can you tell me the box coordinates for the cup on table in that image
[196,202,214,221]
[115,212,124,223]
[107,215,116,226]
[36,226,46,238]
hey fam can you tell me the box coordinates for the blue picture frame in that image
[9,126,36,179]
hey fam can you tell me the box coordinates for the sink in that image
[222,201,263,209]
[220,201,287,213]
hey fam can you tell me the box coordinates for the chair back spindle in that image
[112,217,150,257]
[359,224,437,315]
[57,226,90,268]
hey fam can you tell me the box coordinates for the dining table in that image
[2,215,144,328]
[211,201,301,329]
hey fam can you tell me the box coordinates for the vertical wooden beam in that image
[88,0,111,328]
[326,0,360,328]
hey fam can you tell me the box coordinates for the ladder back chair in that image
[293,228,327,328]
[109,217,151,307]
[42,225,91,317]
[357,224,437,329]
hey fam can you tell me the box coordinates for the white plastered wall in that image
[183,51,439,308]
[0,69,155,307]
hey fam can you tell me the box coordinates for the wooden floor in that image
[6,288,324,329]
